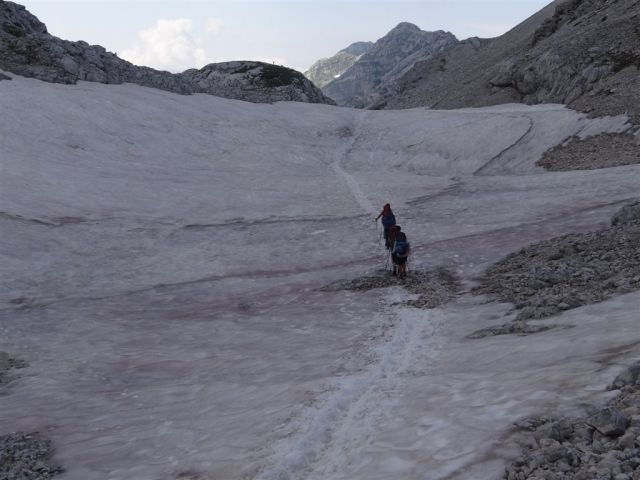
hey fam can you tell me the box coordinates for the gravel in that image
[322,267,460,309]
[473,201,640,321]
[538,133,640,171]
[505,361,640,480]
[0,432,63,480]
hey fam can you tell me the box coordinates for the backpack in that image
[382,212,396,228]
[393,238,410,257]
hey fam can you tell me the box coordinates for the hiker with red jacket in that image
[375,203,396,250]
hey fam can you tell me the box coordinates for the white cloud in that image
[205,17,224,34]
[120,19,208,73]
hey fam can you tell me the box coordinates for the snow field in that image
[1,73,639,479]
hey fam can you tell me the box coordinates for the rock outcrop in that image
[380,0,640,124]
[506,362,640,480]
[322,22,457,107]
[474,200,640,321]
[0,0,334,104]
[305,41,373,89]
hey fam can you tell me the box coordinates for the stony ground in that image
[505,361,640,480]
[322,267,460,309]
[0,351,26,386]
[474,201,640,322]
[0,433,63,480]
[538,133,640,171]
[1,353,62,480]
[466,321,571,340]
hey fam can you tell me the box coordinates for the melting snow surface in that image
[1,74,639,480]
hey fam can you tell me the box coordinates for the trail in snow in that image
[331,112,376,216]
[256,297,445,480]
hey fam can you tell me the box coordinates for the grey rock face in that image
[612,201,640,227]
[0,0,333,104]
[611,363,640,390]
[474,200,640,321]
[589,407,631,437]
[182,61,334,104]
[305,41,373,89]
[323,22,457,107]
[382,0,640,124]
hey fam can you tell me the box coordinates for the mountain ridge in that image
[0,0,334,104]
[321,22,458,107]
[377,0,640,124]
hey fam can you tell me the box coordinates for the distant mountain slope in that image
[380,0,640,123]
[305,41,373,88]
[322,23,458,107]
[0,0,333,104]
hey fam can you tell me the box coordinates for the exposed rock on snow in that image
[305,41,373,89]
[322,22,457,107]
[0,432,63,480]
[0,351,27,387]
[381,0,640,125]
[0,1,333,104]
[612,201,640,227]
[323,268,460,309]
[611,362,640,390]
[538,133,640,171]
[474,201,640,321]
[466,321,563,339]
[506,365,640,480]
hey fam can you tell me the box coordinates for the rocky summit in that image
[305,41,373,89]
[322,22,457,107]
[0,0,333,104]
[379,0,640,124]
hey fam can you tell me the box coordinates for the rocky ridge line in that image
[379,0,640,125]
[322,22,457,107]
[304,41,373,89]
[0,1,333,104]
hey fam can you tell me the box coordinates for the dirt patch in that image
[323,267,461,309]
[473,201,640,321]
[538,132,640,171]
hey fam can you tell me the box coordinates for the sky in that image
[21,1,552,73]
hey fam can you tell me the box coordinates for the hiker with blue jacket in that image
[391,226,410,278]
[375,203,396,250]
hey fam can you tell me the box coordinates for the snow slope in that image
[1,73,639,480]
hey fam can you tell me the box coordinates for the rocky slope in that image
[0,0,333,104]
[304,41,373,88]
[506,362,640,480]
[322,22,457,107]
[380,0,640,124]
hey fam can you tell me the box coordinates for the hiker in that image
[391,226,410,278]
[375,203,396,250]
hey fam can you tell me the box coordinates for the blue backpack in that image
[393,239,409,257]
